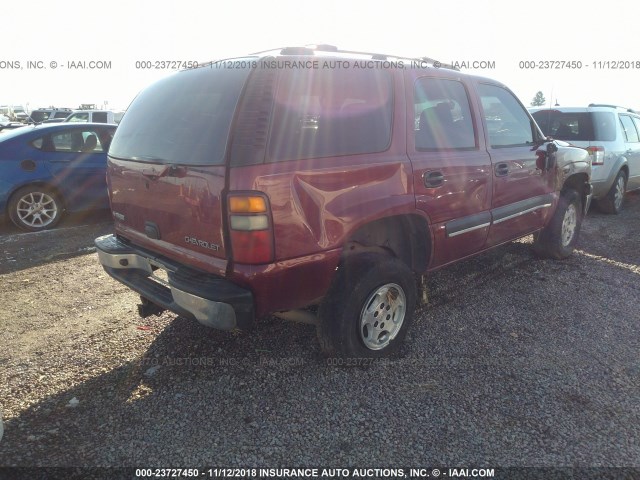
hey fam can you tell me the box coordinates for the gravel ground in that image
[0,194,638,471]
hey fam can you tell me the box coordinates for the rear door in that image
[477,83,554,247]
[106,63,253,275]
[40,126,113,209]
[622,115,640,189]
[407,72,492,268]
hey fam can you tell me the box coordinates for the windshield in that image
[532,110,616,141]
[109,61,253,165]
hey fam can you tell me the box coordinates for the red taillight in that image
[227,193,274,264]
[586,146,605,165]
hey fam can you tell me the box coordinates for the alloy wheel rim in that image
[16,192,58,228]
[561,203,577,247]
[614,176,625,211]
[359,283,406,350]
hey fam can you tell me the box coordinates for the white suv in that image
[531,105,640,214]
[64,110,124,125]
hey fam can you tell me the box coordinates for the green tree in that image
[531,91,546,107]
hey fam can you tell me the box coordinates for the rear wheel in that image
[317,253,416,358]
[533,189,582,259]
[598,170,627,214]
[8,185,63,231]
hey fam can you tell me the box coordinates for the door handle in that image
[495,163,509,177]
[424,171,444,187]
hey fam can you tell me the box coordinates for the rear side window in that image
[414,78,476,150]
[268,67,393,161]
[33,129,107,152]
[67,112,90,123]
[532,110,616,141]
[109,62,252,165]
[478,84,534,147]
[93,112,108,123]
[619,115,640,143]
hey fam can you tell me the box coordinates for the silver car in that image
[532,104,640,214]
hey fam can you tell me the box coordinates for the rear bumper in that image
[590,179,609,199]
[95,234,254,330]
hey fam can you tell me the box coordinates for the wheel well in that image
[620,165,629,180]
[562,173,590,206]
[343,215,430,273]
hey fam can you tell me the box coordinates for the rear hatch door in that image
[107,62,253,275]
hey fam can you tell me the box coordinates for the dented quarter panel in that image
[228,154,417,262]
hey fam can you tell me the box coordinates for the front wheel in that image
[533,189,582,259]
[317,253,417,358]
[8,185,63,231]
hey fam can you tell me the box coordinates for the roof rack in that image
[588,103,637,113]
[249,45,459,70]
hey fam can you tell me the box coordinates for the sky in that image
[2,0,639,112]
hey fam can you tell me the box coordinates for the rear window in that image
[532,110,616,141]
[109,62,252,165]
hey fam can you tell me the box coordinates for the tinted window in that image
[619,115,639,143]
[631,117,640,141]
[532,110,616,141]
[93,112,108,123]
[109,62,252,165]
[54,111,71,119]
[478,84,533,147]
[414,78,475,150]
[30,111,51,123]
[268,67,393,161]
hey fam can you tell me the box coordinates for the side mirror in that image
[537,142,557,171]
[546,142,558,170]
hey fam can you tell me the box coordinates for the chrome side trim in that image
[492,203,552,225]
[447,222,491,238]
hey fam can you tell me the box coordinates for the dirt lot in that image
[0,195,639,471]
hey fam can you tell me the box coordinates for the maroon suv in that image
[96,46,592,358]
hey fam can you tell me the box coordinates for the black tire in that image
[533,189,582,260]
[8,185,63,232]
[598,170,627,214]
[317,253,417,358]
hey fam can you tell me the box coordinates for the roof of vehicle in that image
[194,45,513,91]
[531,105,638,114]
[247,44,460,69]
[69,109,123,113]
[0,122,116,142]
[32,107,73,111]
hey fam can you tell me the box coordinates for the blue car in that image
[0,123,116,231]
